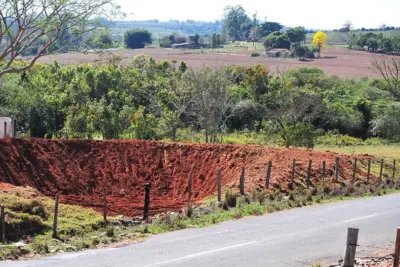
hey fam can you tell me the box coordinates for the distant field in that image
[34,47,391,78]
[306,30,399,45]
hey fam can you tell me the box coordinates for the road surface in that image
[3,194,400,267]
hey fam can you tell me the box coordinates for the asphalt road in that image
[3,194,400,267]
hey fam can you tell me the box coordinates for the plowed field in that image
[0,138,373,216]
[34,48,392,78]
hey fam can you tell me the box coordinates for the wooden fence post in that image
[143,183,151,223]
[367,159,371,183]
[52,194,59,239]
[240,167,245,195]
[307,159,312,188]
[342,228,359,267]
[393,160,397,180]
[379,159,384,182]
[394,227,400,267]
[322,160,326,181]
[188,173,193,203]
[266,161,272,190]
[335,157,340,182]
[103,188,107,223]
[217,169,222,202]
[290,159,296,189]
[0,205,5,243]
[352,158,357,184]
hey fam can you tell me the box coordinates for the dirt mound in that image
[0,138,371,216]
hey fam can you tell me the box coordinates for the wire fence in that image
[0,155,398,244]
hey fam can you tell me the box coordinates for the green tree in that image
[371,104,400,141]
[261,22,283,36]
[286,27,306,44]
[212,34,222,48]
[222,5,252,41]
[263,32,290,50]
[278,122,316,148]
[90,31,113,49]
[0,0,119,77]
[293,46,307,60]
[124,29,152,49]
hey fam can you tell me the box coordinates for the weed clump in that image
[106,226,114,237]
[224,188,238,208]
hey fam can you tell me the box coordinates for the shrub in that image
[293,46,308,60]
[224,188,237,208]
[278,122,316,148]
[263,32,290,50]
[186,202,193,218]
[106,226,114,237]
[124,29,152,49]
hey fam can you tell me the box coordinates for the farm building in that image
[266,48,291,58]
[0,117,16,138]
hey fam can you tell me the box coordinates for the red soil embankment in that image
[0,138,372,216]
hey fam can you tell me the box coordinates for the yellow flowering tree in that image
[313,31,328,58]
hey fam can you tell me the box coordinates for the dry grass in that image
[316,145,400,162]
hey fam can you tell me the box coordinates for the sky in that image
[115,0,400,29]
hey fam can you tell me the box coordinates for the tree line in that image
[1,56,400,146]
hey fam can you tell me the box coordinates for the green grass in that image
[316,145,400,162]
[0,193,145,260]
[2,181,400,260]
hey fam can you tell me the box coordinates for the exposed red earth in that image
[0,138,374,216]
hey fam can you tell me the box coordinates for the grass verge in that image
[1,181,400,261]
[0,191,145,260]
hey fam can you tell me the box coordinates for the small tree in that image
[312,31,327,57]
[286,27,306,44]
[124,29,152,49]
[278,122,315,148]
[293,46,307,61]
[371,104,400,141]
[263,32,290,50]
[372,56,400,99]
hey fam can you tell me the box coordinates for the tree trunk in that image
[171,128,177,142]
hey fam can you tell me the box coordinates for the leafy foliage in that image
[313,31,328,57]
[263,32,290,50]
[1,54,400,147]
[222,5,252,41]
[124,29,152,49]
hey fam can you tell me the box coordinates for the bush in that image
[186,203,193,218]
[263,32,290,50]
[251,52,260,57]
[293,46,308,60]
[124,29,152,49]
[278,122,316,148]
[371,104,400,141]
[106,226,114,237]
[224,188,237,208]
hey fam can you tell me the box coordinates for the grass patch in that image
[0,193,144,260]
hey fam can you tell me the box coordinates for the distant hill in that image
[108,20,223,37]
